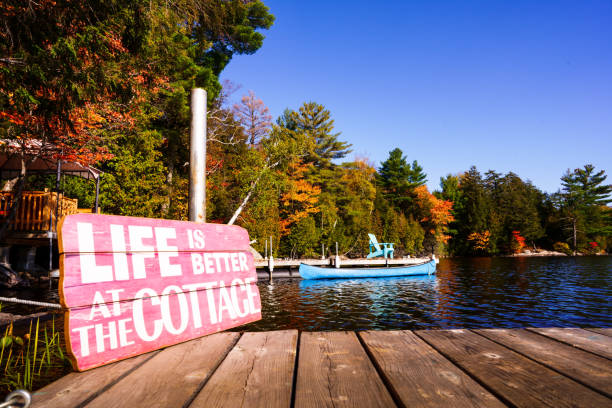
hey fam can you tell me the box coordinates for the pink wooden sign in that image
[58,213,261,371]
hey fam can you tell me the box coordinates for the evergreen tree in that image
[454,167,491,254]
[290,102,352,169]
[437,174,462,252]
[559,164,612,252]
[378,148,427,210]
[495,173,544,251]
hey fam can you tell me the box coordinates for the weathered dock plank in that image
[417,329,612,408]
[31,352,157,408]
[294,331,396,408]
[84,332,239,408]
[528,327,612,359]
[477,328,612,397]
[586,327,612,337]
[190,330,297,408]
[359,330,505,407]
[31,328,612,408]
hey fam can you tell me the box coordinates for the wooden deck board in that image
[528,327,612,359]
[417,329,612,408]
[477,328,612,397]
[190,330,297,408]
[32,328,612,408]
[294,331,396,408]
[359,330,505,407]
[586,328,612,337]
[31,352,158,408]
[85,332,240,408]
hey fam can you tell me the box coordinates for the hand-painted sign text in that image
[59,214,261,371]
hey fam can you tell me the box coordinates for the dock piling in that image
[188,88,206,223]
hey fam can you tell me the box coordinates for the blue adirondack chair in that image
[366,233,394,259]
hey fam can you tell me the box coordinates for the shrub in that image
[553,242,572,255]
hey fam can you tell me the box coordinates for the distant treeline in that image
[1,0,610,256]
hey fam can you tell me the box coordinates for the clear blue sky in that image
[221,0,612,194]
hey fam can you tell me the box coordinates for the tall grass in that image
[1,315,71,395]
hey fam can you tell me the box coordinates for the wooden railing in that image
[0,191,79,232]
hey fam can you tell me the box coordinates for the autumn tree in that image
[467,231,491,254]
[233,90,272,145]
[413,185,454,254]
[0,0,147,236]
[279,160,321,235]
[226,120,307,226]
[332,159,377,256]
[0,0,276,226]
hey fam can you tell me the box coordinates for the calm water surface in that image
[240,256,612,331]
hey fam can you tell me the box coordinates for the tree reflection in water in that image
[236,257,612,331]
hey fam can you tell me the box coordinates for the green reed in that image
[0,315,71,394]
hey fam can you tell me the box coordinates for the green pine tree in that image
[559,164,612,252]
[290,102,352,169]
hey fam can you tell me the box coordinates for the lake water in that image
[239,256,612,331]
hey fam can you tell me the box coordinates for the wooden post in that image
[94,174,101,214]
[335,242,340,268]
[189,88,206,223]
[269,236,274,282]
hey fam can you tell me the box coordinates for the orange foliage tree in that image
[279,160,321,235]
[467,231,491,254]
[413,185,454,251]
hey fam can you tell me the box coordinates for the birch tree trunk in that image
[227,172,262,225]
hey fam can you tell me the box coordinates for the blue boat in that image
[299,259,436,280]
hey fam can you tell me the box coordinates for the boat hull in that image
[299,260,436,280]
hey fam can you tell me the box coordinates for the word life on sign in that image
[58,214,261,371]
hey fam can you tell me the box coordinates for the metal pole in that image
[94,174,101,214]
[188,88,207,223]
[55,159,61,229]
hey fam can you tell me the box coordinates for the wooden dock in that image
[32,327,611,407]
[255,257,430,279]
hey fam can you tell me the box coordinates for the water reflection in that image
[238,256,612,331]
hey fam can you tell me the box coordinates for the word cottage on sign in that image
[59,214,261,371]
